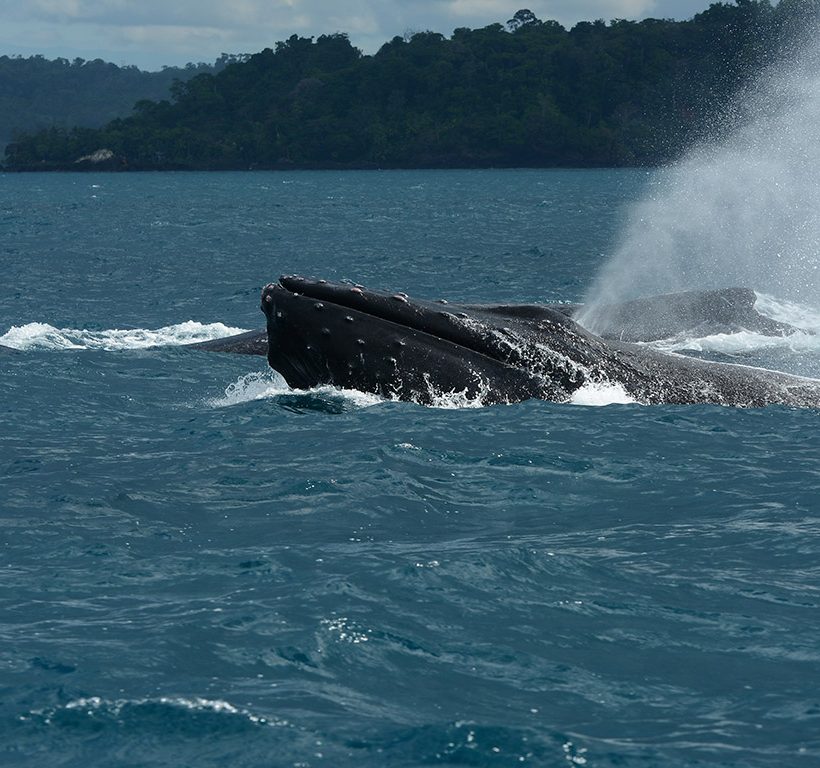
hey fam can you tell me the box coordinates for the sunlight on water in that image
[0,321,248,351]
[579,23,820,332]
[26,696,286,729]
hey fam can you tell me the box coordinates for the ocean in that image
[1,169,819,767]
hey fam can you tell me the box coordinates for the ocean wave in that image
[208,370,384,410]
[23,695,285,734]
[0,321,248,351]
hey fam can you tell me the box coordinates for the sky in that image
[0,1,727,71]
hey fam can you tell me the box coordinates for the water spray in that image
[578,5,820,333]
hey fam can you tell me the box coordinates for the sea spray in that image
[578,9,820,334]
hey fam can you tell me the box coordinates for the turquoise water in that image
[1,170,819,767]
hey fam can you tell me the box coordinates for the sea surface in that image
[1,170,819,767]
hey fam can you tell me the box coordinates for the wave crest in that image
[0,321,249,351]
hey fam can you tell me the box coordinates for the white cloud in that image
[446,0,511,18]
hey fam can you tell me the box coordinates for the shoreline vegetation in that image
[0,56,238,162]
[2,1,814,172]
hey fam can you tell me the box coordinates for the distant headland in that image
[2,2,813,171]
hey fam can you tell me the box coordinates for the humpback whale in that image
[256,276,820,408]
[4,278,811,406]
[188,285,797,357]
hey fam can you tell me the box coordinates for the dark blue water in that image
[2,171,819,767]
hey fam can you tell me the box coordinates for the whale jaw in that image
[260,277,558,404]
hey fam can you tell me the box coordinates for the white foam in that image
[329,386,384,409]
[570,381,637,406]
[209,369,502,410]
[650,328,820,355]
[754,292,820,331]
[208,370,384,409]
[0,321,248,351]
[407,372,498,409]
[420,388,492,409]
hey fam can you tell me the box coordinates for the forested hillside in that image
[0,55,247,152]
[3,1,814,170]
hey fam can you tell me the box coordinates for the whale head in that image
[260,275,583,404]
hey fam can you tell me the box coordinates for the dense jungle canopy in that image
[3,1,817,170]
[0,55,247,155]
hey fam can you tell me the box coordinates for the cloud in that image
[0,0,714,31]
[0,0,715,69]
[9,0,297,29]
